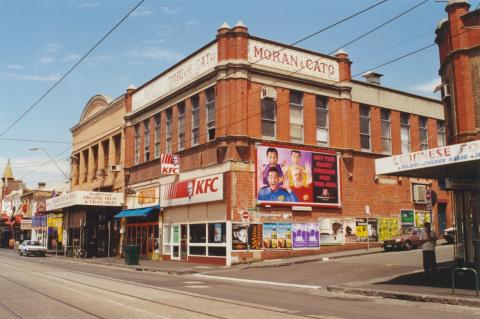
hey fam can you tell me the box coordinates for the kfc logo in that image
[161,153,180,175]
[160,174,223,207]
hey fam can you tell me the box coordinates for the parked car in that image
[382,227,423,251]
[443,226,455,244]
[18,240,47,257]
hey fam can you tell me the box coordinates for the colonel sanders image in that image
[173,154,180,166]
[187,181,194,200]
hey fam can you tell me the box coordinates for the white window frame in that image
[289,91,304,143]
[380,109,392,154]
[165,109,173,153]
[191,96,200,146]
[261,98,276,139]
[154,114,160,159]
[178,103,185,151]
[316,96,329,146]
[144,119,150,162]
[206,88,216,142]
[400,113,411,154]
[419,117,428,151]
[359,105,371,151]
[437,121,446,147]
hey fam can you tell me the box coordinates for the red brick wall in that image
[247,82,262,138]
[303,93,316,145]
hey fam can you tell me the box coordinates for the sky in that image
[1,0,476,190]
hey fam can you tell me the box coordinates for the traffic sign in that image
[242,211,249,220]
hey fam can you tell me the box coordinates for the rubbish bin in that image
[124,245,140,265]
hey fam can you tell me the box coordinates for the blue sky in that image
[0,0,474,189]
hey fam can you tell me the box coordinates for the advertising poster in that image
[368,218,378,242]
[344,218,357,243]
[263,223,278,249]
[249,224,263,250]
[401,209,414,225]
[256,145,340,206]
[292,223,307,248]
[277,223,292,249]
[356,218,368,242]
[320,218,345,245]
[232,224,249,250]
[306,223,320,248]
[415,211,431,228]
[378,218,400,241]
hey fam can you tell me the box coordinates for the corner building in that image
[125,22,451,265]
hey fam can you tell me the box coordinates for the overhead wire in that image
[0,0,146,138]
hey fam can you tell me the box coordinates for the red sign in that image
[160,174,223,207]
[161,154,180,175]
[242,211,249,220]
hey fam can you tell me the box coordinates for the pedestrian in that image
[421,222,437,282]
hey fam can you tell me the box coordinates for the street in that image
[1,245,479,319]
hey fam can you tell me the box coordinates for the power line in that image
[0,137,70,144]
[0,0,145,138]
[328,0,429,55]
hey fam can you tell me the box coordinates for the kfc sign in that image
[161,154,180,175]
[160,174,223,207]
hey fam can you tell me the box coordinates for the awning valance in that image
[114,205,160,219]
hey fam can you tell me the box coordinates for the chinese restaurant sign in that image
[256,145,340,207]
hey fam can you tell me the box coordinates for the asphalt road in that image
[0,245,478,319]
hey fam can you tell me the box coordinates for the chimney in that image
[362,71,383,85]
[37,182,46,190]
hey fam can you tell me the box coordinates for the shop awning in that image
[114,205,160,219]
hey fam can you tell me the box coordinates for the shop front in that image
[46,191,124,258]
[160,173,227,265]
[375,140,480,268]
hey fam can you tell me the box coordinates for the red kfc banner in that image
[160,174,223,207]
[161,154,180,175]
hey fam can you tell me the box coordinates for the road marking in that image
[194,274,323,290]
[185,285,211,289]
[183,281,204,284]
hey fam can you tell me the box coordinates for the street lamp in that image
[29,147,69,182]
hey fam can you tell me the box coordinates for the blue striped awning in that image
[114,205,160,219]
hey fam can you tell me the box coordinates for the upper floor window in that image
[191,95,200,146]
[437,121,446,147]
[144,119,150,161]
[101,139,109,169]
[359,105,371,151]
[400,113,410,153]
[289,91,303,143]
[380,109,391,154]
[154,114,160,159]
[113,133,121,165]
[134,124,140,165]
[166,109,173,153]
[419,117,428,151]
[261,98,276,139]
[206,88,216,141]
[316,96,329,146]
[178,103,185,151]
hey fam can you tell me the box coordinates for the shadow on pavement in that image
[376,261,479,291]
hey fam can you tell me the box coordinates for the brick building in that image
[376,0,479,267]
[122,22,451,265]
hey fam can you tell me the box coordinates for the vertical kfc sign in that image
[160,174,223,207]
[161,154,180,175]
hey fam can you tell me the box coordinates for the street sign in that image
[242,211,249,220]
[365,205,370,215]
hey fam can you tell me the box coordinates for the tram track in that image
[0,255,316,319]
[0,300,23,319]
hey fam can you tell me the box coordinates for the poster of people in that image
[232,224,263,250]
[319,218,345,245]
[344,218,357,243]
[378,218,400,241]
[256,145,340,206]
[355,218,378,242]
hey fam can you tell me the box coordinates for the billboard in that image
[256,145,340,207]
[160,174,223,207]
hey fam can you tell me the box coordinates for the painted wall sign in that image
[46,191,124,211]
[132,44,218,112]
[375,140,480,175]
[248,39,339,82]
[160,174,223,207]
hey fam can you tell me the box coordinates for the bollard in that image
[451,267,479,297]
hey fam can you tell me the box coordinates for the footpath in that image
[3,245,479,308]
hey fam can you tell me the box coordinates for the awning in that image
[114,205,160,219]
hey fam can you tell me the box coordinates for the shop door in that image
[437,203,446,234]
[171,225,181,260]
[180,224,188,261]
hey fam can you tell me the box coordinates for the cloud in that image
[69,1,100,8]
[45,43,61,53]
[159,6,182,15]
[184,19,199,31]
[6,64,25,70]
[142,39,166,44]
[37,56,55,65]
[0,72,61,82]
[126,47,183,62]
[132,8,153,17]
[62,53,81,63]
[410,78,441,94]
